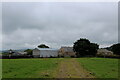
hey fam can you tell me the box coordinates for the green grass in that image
[0,58,1,79]
[77,58,119,78]
[2,58,119,78]
[2,58,61,78]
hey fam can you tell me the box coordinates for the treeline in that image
[104,43,120,55]
[73,38,120,58]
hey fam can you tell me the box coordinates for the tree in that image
[73,38,99,57]
[24,49,33,55]
[110,43,120,55]
[89,43,99,56]
[38,44,49,48]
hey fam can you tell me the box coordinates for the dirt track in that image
[56,58,95,78]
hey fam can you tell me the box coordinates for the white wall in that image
[33,49,40,57]
[40,50,58,57]
[33,48,59,58]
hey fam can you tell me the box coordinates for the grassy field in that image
[2,58,119,78]
[77,58,118,78]
[2,58,62,78]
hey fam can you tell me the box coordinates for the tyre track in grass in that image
[56,58,95,78]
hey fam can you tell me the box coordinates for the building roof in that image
[97,49,112,53]
[60,47,74,52]
[97,49,113,55]
[35,48,59,51]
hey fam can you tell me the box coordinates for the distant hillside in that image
[1,49,33,53]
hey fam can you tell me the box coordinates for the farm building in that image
[12,51,27,56]
[97,49,113,56]
[33,48,59,58]
[6,49,27,56]
[59,47,76,57]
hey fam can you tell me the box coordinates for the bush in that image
[96,54,120,59]
[2,55,33,59]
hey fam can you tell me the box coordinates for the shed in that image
[33,48,59,58]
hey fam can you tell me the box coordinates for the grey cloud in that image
[2,2,118,50]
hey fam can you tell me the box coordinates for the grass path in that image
[55,58,95,78]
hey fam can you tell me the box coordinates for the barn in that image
[59,47,76,57]
[33,48,59,58]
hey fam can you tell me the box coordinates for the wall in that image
[33,49,40,58]
[40,50,58,57]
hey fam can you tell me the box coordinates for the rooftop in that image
[61,46,74,52]
[35,48,59,51]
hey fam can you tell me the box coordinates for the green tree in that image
[89,43,99,56]
[38,44,49,48]
[110,43,120,55]
[73,38,99,57]
[24,49,33,55]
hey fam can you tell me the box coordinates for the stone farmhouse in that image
[59,47,76,57]
[97,49,113,56]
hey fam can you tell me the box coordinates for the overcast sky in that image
[2,2,118,50]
